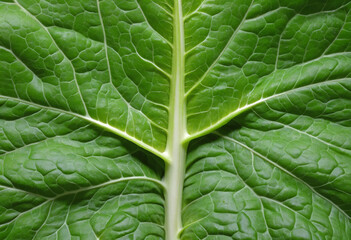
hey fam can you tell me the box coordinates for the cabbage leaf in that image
[0,0,351,239]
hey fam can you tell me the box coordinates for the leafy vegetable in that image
[0,0,351,239]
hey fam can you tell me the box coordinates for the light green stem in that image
[164,0,186,239]
[164,144,187,240]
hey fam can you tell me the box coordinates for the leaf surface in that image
[0,0,351,239]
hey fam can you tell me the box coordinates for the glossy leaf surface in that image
[0,0,350,239]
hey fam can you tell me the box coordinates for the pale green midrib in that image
[0,95,169,162]
[214,132,351,220]
[164,0,187,239]
[0,176,165,228]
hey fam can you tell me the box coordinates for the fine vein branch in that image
[164,0,186,239]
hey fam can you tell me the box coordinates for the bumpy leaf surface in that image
[0,0,351,239]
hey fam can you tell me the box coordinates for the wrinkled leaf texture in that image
[0,0,351,239]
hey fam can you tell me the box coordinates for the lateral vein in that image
[0,95,169,162]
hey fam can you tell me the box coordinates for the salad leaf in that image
[0,0,350,239]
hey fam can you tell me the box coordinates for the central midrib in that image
[164,0,186,239]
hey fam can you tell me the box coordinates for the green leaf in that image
[0,0,351,239]
[0,99,165,239]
